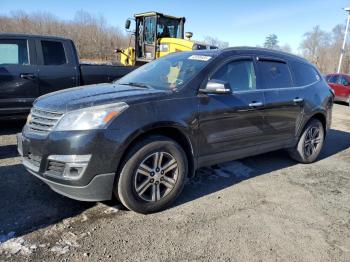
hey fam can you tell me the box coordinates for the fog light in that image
[63,163,87,179]
[47,155,91,180]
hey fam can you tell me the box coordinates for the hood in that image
[34,83,169,113]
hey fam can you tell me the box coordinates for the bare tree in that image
[203,36,229,49]
[299,24,350,73]
[264,34,279,50]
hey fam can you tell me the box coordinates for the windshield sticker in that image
[188,55,212,61]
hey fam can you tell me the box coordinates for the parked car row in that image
[17,47,334,213]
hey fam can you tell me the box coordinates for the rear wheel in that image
[289,119,325,163]
[116,136,187,214]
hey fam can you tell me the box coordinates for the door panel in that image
[337,75,350,101]
[198,91,266,156]
[198,57,266,164]
[0,38,38,116]
[36,39,79,95]
[263,88,303,144]
[258,58,303,146]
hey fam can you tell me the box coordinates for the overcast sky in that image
[2,0,350,53]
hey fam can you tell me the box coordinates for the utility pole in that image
[337,7,350,73]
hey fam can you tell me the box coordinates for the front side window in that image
[259,60,292,89]
[117,53,213,90]
[0,39,29,65]
[292,61,320,86]
[211,60,256,91]
[41,40,67,65]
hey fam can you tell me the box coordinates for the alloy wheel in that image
[134,152,179,202]
[304,126,322,157]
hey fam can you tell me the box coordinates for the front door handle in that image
[20,73,36,80]
[293,98,304,103]
[248,101,263,107]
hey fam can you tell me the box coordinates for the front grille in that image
[46,160,65,177]
[28,107,63,134]
[27,153,42,167]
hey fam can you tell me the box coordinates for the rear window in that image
[292,61,320,86]
[258,60,292,89]
[41,40,67,65]
[0,39,29,65]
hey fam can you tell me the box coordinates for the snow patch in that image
[104,204,122,214]
[0,235,32,256]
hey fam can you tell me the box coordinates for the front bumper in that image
[25,166,115,201]
[17,128,124,201]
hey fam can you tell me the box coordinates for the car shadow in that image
[0,120,95,241]
[174,128,350,208]
[0,163,95,239]
[0,119,26,135]
[0,127,348,240]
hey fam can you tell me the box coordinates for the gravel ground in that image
[0,103,349,262]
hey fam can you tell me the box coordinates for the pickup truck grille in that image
[28,107,63,134]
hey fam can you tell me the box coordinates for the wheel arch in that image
[300,111,327,137]
[117,122,196,179]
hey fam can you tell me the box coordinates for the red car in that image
[326,73,350,105]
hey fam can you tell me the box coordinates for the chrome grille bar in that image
[27,107,63,135]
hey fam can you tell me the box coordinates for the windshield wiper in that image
[119,82,152,89]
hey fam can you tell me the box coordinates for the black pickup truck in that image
[0,33,135,119]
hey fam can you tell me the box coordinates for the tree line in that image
[0,10,349,73]
[264,23,349,74]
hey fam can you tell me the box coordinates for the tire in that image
[288,119,325,164]
[116,136,188,214]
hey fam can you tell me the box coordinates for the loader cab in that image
[131,12,185,64]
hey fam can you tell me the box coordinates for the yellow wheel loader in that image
[116,12,217,66]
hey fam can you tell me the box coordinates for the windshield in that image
[117,53,213,90]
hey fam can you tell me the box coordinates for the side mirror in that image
[199,79,232,94]
[125,19,131,30]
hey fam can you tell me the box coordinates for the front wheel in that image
[116,136,187,214]
[288,119,325,164]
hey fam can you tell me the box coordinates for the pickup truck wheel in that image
[288,119,325,164]
[116,136,187,214]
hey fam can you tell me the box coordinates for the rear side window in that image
[258,60,292,89]
[41,41,67,65]
[212,59,256,91]
[0,39,29,65]
[292,62,320,86]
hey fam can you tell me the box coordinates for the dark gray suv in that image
[17,48,334,213]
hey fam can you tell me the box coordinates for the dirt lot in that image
[0,103,349,262]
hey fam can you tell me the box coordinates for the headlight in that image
[158,44,169,52]
[54,102,129,131]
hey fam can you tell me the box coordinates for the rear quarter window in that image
[292,61,320,86]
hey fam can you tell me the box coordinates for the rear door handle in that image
[20,73,36,80]
[248,101,263,107]
[293,98,304,103]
